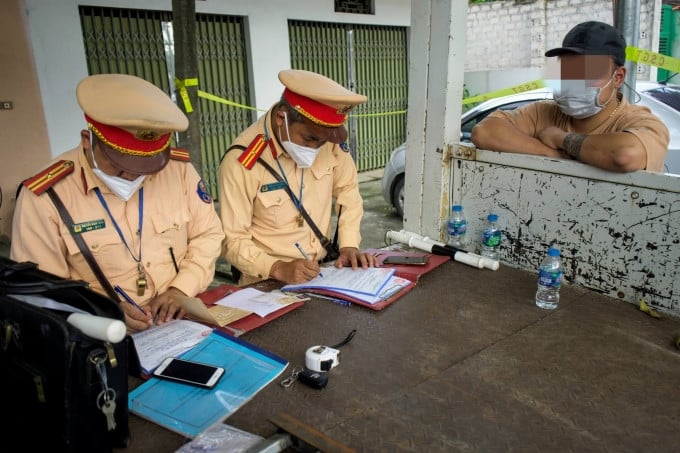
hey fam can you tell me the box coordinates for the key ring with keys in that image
[96,388,117,409]
[280,367,304,388]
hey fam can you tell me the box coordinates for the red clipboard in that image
[196,284,304,336]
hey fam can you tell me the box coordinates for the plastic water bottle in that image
[447,205,467,248]
[535,247,563,310]
[480,214,501,259]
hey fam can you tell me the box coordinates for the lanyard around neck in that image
[275,158,304,211]
[94,187,144,264]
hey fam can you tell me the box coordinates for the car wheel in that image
[392,175,404,218]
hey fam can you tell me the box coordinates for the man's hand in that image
[270,259,320,284]
[147,287,187,325]
[121,302,154,332]
[472,117,566,158]
[334,247,377,270]
[537,127,572,159]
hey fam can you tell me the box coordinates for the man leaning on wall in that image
[471,21,669,172]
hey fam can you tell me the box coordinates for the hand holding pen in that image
[114,285,153,329]
[294,242,323,278]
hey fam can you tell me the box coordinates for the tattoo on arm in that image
[562,133,587,160]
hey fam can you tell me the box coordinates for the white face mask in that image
[89,134,145,201]
[280,113,321,168]
[552,74,616,119]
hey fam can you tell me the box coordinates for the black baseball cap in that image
[545,21,626,66]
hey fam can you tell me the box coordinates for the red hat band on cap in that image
[86,114,171,157]
[282,88,347,127]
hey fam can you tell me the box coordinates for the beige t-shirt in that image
[488,95,669,171]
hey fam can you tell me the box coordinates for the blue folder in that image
[128,330,288,437]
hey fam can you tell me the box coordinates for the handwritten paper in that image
[131,319,213,374]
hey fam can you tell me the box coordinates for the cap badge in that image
[135,130,161,141]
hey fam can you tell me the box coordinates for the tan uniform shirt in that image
[489,94,669,171]
[10,146,225,306]
[219,109,363,283]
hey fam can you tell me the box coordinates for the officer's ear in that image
[273,107,287,128]
[80,129,93,151]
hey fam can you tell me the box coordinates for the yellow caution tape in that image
[174,77,199,113]
[462,79,547,105]
[197,90,266,112]
[638,299,661,319]
[180,45,678,120]
[626,46,680,74]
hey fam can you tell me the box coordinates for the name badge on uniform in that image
[260,181,287,192]
[71,219,106,234]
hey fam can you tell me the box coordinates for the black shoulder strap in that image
[332,205,342,251]
[220,144,246,165]
[257,159,339,258]
[46,188,118,301]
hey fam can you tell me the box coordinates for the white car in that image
[382,82,680,218]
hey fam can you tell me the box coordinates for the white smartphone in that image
[153,357,225,389]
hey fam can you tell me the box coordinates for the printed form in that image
[281,267,395,296]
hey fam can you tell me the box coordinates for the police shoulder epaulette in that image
[169,148,191,161]
[237,134,267,170]
[22,160,75,195]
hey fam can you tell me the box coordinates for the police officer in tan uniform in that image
[11,74,225,331]
[219,69,377,286]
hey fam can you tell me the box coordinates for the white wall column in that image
[404,0,468,241]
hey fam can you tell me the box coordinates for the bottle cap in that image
[487,214,498,222]
[547,247,560,257]
[452,205,462,212]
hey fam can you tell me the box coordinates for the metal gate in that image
[194,14,253,197]
[79,6,251,198]
[289,20,409,172]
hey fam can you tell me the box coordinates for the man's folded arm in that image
[562,131,647,172]
[471,116,562,157]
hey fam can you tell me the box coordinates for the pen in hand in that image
[294,242,323,277]
[113,284,147,316]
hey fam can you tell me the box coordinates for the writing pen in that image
[113,284,147,315]
[294,242,323,277]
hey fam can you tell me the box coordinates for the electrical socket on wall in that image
[640,30,647,39]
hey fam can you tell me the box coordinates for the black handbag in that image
[0,257,134,452]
